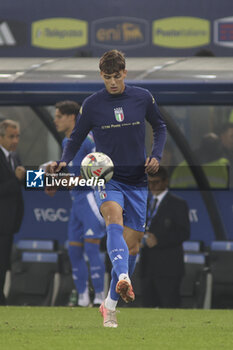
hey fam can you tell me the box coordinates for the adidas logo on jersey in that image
[0,22,16,46]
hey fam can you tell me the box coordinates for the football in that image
[81,152,114,183]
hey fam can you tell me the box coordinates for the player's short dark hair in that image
[55,101,80,117]
[99,50,125,74]
[148,166,168,181]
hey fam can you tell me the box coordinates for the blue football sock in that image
[109,254,138,301]
[68,244,88,294]
[84,241,105,293]
[106,223,129,278]
[109,268,120,301]
[128,254,137,277]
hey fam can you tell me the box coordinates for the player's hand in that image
[145,232,158,248]
[145,157,159,175]
[49,161,67,173]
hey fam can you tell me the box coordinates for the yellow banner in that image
[153,17,210,48]
[32,18,88,49]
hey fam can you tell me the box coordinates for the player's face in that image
[54,109,75,136]
[148,176,168,196]
[0,126,20,151]
[100,70,127,94]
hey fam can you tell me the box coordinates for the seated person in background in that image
[170,133,229,189]
[140,166,190,308]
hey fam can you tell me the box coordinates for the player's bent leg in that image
[84,238,105,306]
[100,200,123,226]
[124,225,143,274]
[123,225,144,257]
[101,201,133,303]
[124,225,143,277]
[128,255,137,277]
[101,201,129,279]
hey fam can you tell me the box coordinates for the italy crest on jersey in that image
[114,107,124,122]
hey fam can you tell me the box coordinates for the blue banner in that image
[15,189,72,245]
[172,189,233,246]
[172,190,216,245]
[16,188,233,247]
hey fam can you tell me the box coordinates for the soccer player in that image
[52,101,106,307]
[51,51,167,327]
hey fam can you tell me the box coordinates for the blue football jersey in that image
[61,85,166,185]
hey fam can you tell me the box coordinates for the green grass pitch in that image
[1,307,233,350]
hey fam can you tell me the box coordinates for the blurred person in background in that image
[140,166,190,308]
[170,133,229,189]
[0,119,25,305]
[47,101,106,307]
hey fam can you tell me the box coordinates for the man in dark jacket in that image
[0,119,25,305]
[140,166,190,308]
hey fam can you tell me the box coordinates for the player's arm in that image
[51,103,92,173]
[145,92,167,174]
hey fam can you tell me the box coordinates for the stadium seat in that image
[210,241,233,309]
[183,241,204,253]
[7,252,61,306]
[3,239,59,302]
[16,239,57,251]
[180,253,212,309]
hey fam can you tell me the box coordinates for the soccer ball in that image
[81,152,114,183]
